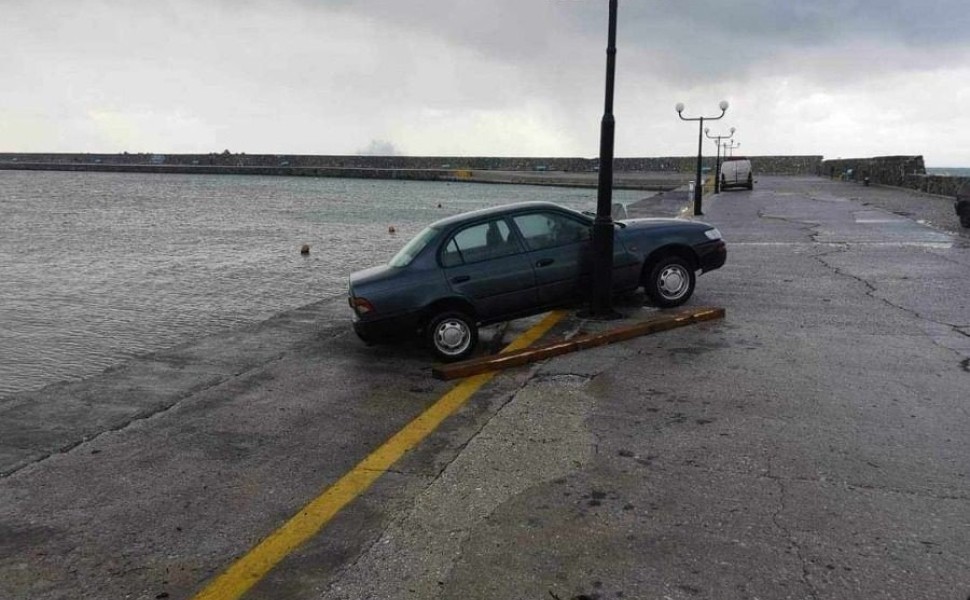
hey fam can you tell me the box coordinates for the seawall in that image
[9,152,965,198]
[0,152,823,179]
[821,155,969,197]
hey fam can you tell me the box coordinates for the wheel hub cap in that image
[437,321,468,352]
[660,267,687,297]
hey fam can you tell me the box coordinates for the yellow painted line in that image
[192,310,566,600]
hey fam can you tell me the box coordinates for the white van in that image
[720,156,753,190]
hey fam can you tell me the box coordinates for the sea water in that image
[926,167,970,177]
[0,170,650,396]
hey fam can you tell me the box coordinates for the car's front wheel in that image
[644,256,696,308]
[426,311,478,362]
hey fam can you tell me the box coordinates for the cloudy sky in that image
[3,0,969,166]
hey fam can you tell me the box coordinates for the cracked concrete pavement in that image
[316,177,970,600]
[1,176,968,600]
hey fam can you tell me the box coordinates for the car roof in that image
[429,201,579,229]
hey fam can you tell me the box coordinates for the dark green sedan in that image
[349,201,725,361]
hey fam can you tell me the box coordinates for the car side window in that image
[512,212,590,251]
[440,238,463,267]
[440,218,520,266]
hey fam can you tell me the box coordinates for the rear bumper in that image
[697,240,727,272]
[352,310,422,344]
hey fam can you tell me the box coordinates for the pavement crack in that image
[766,454,820,600]
[678,459,970,503]
[841,482,970,502]
[0,350,290,479]
[532,373,593,385]
[813,251,970,362]
[756,209,822,241]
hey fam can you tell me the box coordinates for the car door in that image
[439,217,538,319]
[511,211,592,305]
[610,229,641,290]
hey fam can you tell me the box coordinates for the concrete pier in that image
[2,176,968,600]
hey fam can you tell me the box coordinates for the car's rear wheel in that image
[426,311,478,362]
[747,174,754,190]
[644,256,696,308]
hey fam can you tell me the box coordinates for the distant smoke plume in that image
[357,139,402,156]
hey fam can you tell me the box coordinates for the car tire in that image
[644,256,696,308]
[426,311,478,362]
[353,329,376,346]
[747,174,754,190]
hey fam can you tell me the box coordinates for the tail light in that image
[350,297,375,316]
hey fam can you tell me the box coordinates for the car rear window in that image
[512,212,590,251]
[389,226,437,268]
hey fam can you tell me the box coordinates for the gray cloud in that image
[315,1,970,66]
[2,0,970,164]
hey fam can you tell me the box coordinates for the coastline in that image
[0,189,693,476]
[0,172,668,399]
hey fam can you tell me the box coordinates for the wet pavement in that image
[1,176,969,600]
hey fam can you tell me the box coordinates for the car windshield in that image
[388,226,438,268]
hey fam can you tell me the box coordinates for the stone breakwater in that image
[0,152,823,177]
[822,155,970,198]
[7,152,965,199]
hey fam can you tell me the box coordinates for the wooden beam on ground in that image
[432,306,725,381]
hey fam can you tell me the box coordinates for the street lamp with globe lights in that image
[585,0,622,319]
[704,126,735,194]
[676,100,729,215]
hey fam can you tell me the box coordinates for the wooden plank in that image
[432,306,725,381]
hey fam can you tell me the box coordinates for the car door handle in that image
[450,275,471,283]
[536,258,554,267]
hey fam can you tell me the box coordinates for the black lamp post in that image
[704,126,735,194]
[587,0,620,319]
[676,100,729,216]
